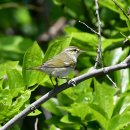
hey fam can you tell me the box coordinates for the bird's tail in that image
[26,66,40,71]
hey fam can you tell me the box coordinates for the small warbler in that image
[28,46,85,86]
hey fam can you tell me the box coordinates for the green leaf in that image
[68,102,91,120]
[58,89,74,106]
[0,88,12,107]
[0,90,31,123]
[104,47,129,66]
[50,125,60,130]
[48,115,81,130]
[102,38,124,51]
[126,20,130,30]
[107,112,130,130]
[89,104,108,129]
[112,93,130,116]
[42,98,63,116]
[64,26,80,34]
[61,102,108,129]
[14,7,31,25]
[22,42,45,87]
[99,0,130,30]
[7,69,25,97]
[0,36,33,53]
[0,61,19,79]
[99,0,122,14]
[114,68,129,93]
[52,0,63,6]
[43,35,72,62]
[28,109,41,116]
[57,79,93,105]
[0,36,33,63]
[93,80,117,118]
[70,32,97,57]
[61,114,81,124]
[123,124,130,130]
[71,32,97,48]
[73,79,93,103]
[11,90,31,111]
[4,90,31,121]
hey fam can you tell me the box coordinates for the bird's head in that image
[64,46,85,58]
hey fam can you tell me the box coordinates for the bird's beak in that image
[80,50,86,53]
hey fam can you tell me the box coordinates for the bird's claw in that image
[68,79,76,87]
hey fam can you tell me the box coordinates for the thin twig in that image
[34,118,38,130]
[94,0,102,68]
[0,55,130,130]
[106,74,117,88]
[78,20,98,35]
[94,0,117,87]
[112,0,130,21]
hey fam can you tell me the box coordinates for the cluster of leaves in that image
[39,34,130,130]
[0,0,130,130]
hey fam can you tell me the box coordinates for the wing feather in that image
[41,52,75,68]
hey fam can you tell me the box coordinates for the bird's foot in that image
[68,79,76,87]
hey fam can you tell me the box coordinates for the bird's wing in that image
[42,53,75,68]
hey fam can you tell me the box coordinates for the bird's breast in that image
[41,67,72,78]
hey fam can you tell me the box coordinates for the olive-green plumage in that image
[28,46,85,78]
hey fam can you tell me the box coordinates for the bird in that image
[27,46,85,86]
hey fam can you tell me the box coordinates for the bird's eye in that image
[73,49,77,52]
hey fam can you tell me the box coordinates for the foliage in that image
[0,0,130,130]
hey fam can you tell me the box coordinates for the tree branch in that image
[94,0,102,68]
[1,55,130,130]
[94,0,117,87]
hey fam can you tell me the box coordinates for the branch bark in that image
[0,55,130,130]
[94,0,102,68]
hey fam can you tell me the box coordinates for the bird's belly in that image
[42,67,72,78]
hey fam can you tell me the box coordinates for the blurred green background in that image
[0,0,130,130]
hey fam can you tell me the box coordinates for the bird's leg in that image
[49,76,55,87]
[55,78,59,87]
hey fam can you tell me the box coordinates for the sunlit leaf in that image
[22,42,45,87]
